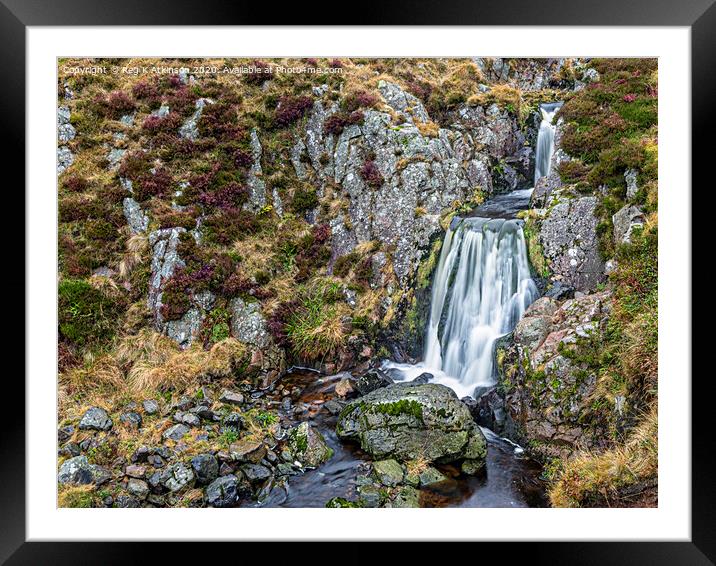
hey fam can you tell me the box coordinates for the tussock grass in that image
[550,408,657,507]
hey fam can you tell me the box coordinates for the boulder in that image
[372,459,404,487]
[613,205,645,244]
[162,423,190,442]
[58,456,111,485]
[78,407,113,431]
[336,382,487,469]
[159,463,194,492]
[286,422,333,468]
[191,454,219,485]
[218,389,244,406]
[205,474,239,507]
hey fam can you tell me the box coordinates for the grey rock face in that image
[148,227,185,321]
[336,382,487,467]
[123,197,149,234]
[625,169,639,201]
[497,290,612,459]
[106,148,126,171]
[378,80,430,123]
[229,296,270,348]
[205,474,239,507]
[79,407,113,431]
[613,205,645,244]
[539,193,605,292]
[245,129,267,210]
[58,124,76,143]
[179,98,211,141]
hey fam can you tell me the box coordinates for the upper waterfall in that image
[534,102,562,184]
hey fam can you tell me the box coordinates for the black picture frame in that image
[5,0,709,562]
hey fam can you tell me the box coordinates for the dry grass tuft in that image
[549,408,658,507]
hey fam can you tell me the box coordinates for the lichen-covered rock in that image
[123,197,149,234]
[57,146,74,174]
[160,462,194,492]
[229,296,270,348]
[613,204,645,244]
[497,290,613,459]
[336,382,487,468]
[79,407,113,431]
[58,455,111,485]
[538,191,605,292]
[179,98,211,141]
[372,459,404,487]
[286,422,333,468]
[245,129,266,211]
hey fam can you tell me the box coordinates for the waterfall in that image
[534,102,562,184]
[384,218,538,398]
[382,102,562,399]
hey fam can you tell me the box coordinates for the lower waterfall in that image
[384,217,538,398]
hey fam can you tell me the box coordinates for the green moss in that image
[522,218,550,278]
[325,497,361,508]
[58,279,120,348]
[291,186,319,214]
[371,399,423,420]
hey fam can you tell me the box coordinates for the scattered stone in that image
[58,456,110,485]
[229,439,267,464]
[354,368,393,396]
[334,377,356,398]
[219,389,244,406]
[205,474,239,507]
[357,484,384,507]
[114,495,140,508]
[323,399,345,415]
[78,407,113,431]
[613,204,645,244]
[143,399,159,415]
[386,486,420,508]
[163,423,190,442]
[58,443,80,458]
[191,454,219,485]
[125,465,146,478]
[126,478,150,500]
[119,412,142,430]
[160,463,194,492]
[240,463,272,483]
[372,459,404,487]
[58,425,75,443]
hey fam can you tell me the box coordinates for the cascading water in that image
[385,218,538,398]
[383,102,562,399]
[534,102,562,184]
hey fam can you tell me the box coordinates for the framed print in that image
[6,0,712,562]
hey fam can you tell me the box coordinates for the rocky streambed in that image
[247,369,547,508]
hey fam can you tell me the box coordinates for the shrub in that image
[58,279,120,348]
[62,175,89,193]
[244,60,273,86]
[359,160,384,189]
[341,89,379,112]
[94,90,136,119]
[141,111,182,133]
[323,110,364,136]
[198,181,249,210]
[273,95,313,128]
[291,186,319,213]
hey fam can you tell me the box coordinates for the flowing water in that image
[252,103,562,508]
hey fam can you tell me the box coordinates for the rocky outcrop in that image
[473,58,572,91]
[496,291,613,460]
[537,191,605,292]
[289,81,533,286]
[336,382,486,473]
[613,205,645,244]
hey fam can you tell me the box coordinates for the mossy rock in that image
[336,382,487,467]
[286,422,333,468]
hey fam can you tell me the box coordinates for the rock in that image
[386,486,420,508]
[538,194,605,292]
[245,129,267,211]
[357,484,385,507]
[78,407,113,431]
[123,198,149,234]
[119,412,142,429]
[229,296,271,348]
[205,474,239,507]
[354,368,393,396]
[545,281,575,300]
[461,459,485,475]
[143,399,159,415]
[229,439,266,464]
[125,464,146,478]
[513,313,551,352]
[162,423,190,442]
[126,478,150,500]
[114,495,140,508]
[411,372,433,384]
[286,422,333,468]
[624,169,639,200]
[337,382,487,466]
[613,205,645,244]
[57,146,74,174]
[58,456,104,485]
[334,377,356,398]
[106,148,126,170]
[325,497,360,508]
[218,389,244,406]
[240,463,272,483]
[418,466,447,486]
[58,425,75,443]
[179,98,211,141]
[323,399,346,415]
[191,454,219,485]
[59,443,81,458]
[372,459,404,487]
[160,463,194,492]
